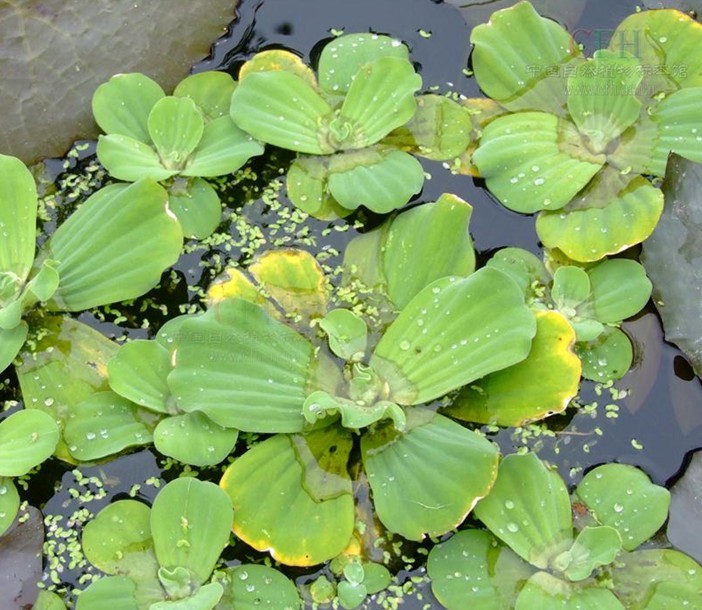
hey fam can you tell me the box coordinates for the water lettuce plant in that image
[93,71,264,238]
[428,453,702,609]
[468,1,702,262]
[229,33,471,219]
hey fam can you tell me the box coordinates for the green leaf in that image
[108,340,172,413]
[16,315,118,462]
[472,112,604,213]
[641,156,702,375]
[238,49,318,88]
[560,526,622,582]
[0,154,37,282]
[181,116,264,177]
[151,477,233,585]
[362,410,499,540]
[474,453,573,569]
[286,156,347,220]
[0,409,59,476]
[174,71,236,121]
[0,477,20,536]
[328,149,424,214]
[147,96,204,170]
[25,259,60,304]
[575,463,670,551]
[167,299,312,432]
[380,193,475,309]
[92,73,165,142]
[641,582,702,610]
[650,87,702,166]
[96,134,176,182]
[230,71,333,154]
[81,500,157,577]
[220,433,354,566]
[75,576,141,610]
[428,530,534,610]
[567,51,643,152]
[153,412,238,466]
[168,178,221,240]
[150,582,223,610]
[0,322,28,373]
[218,564,301,610]
[362,563,392,594]
[63,391,156,461]
[447,310,581,426]
[515,571,625,610]
[338,57,421,148]
[384,94,472,161]
[303,391,405,431]
[611,549,702,609]
[575,327,633,382]
[470,0,582,115]
[33,591,68,610]
[337,581,367,610]
[319,309,367,360]
[45,180,183,311]
[551,266,591,312]
[318,33,410,96]
[537,173,664,262]
[370,269,536,405]
[486,247,550,300]
[587,259,651,324]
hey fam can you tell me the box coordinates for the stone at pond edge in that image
[667,449,702,563]
[0,506,44,609]
[0,0,236,163]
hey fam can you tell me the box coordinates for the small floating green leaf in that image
[319,309,368,360]
[173,71,237,121]
[0,409,59,476]
[515,571,625,609]
[0,477,19,536]
[147,97,204,170]
[575,327,633,382]
[219,564,301,610]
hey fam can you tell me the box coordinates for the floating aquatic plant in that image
[229,33,471,219]
[468,1,702,262]
[428,453,702,609]
[93,71,264,238]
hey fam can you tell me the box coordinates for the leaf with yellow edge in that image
[220,431,354,566]
[249,249,328,322]
[446,310,580,426]
[206,267,267,308]
[238,49,318,89]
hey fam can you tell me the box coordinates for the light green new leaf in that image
[328,149,424,214]
[552,266,591,312]
[45,180,183,311]
[219,564,302,610]
[339,57,421,148]
[168,178,221,240]
[381,193,475,309]
[220,433,354,566]
[303,391,405,431]
[575,463,670,551]
[428,530,534,610]
[286,156,347,220]
[0,477,20,536]
[362,411,499,540]
[33,591,68,610]
[108,340,172,413]
[151,582,223,610]
[174,71,237,121]
[168,299,312,432]
[151,477,233,586]
[154,412,238,467]
[371,269,536,405]
[318,33,410,96]
[611,549,702,609]
[75,576,141,610]
[181,116,264,177]
[96,134,177,182]
[63,391,156,461]
[560,526,622,582]
[448,310,580,426]
[0,409,59,476]
[81,500,157,577]
[147,97,204,170]
[470,0,582,115]
[587,259,651,323]
[0,323,28,373]
[320,309,368,360]
[474,453,573,569]
[473,112,604,213]
[537,174,664,262]
[651,87,702,166]
[567,51,642,152]
[25,260,60,304]
[92,73,165,142]
[486,247,550,300]
[230,71,333,154]
[384,94,472,161]
[575,327,633,382]
[0,154,37,282]
[515,572,625,610]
